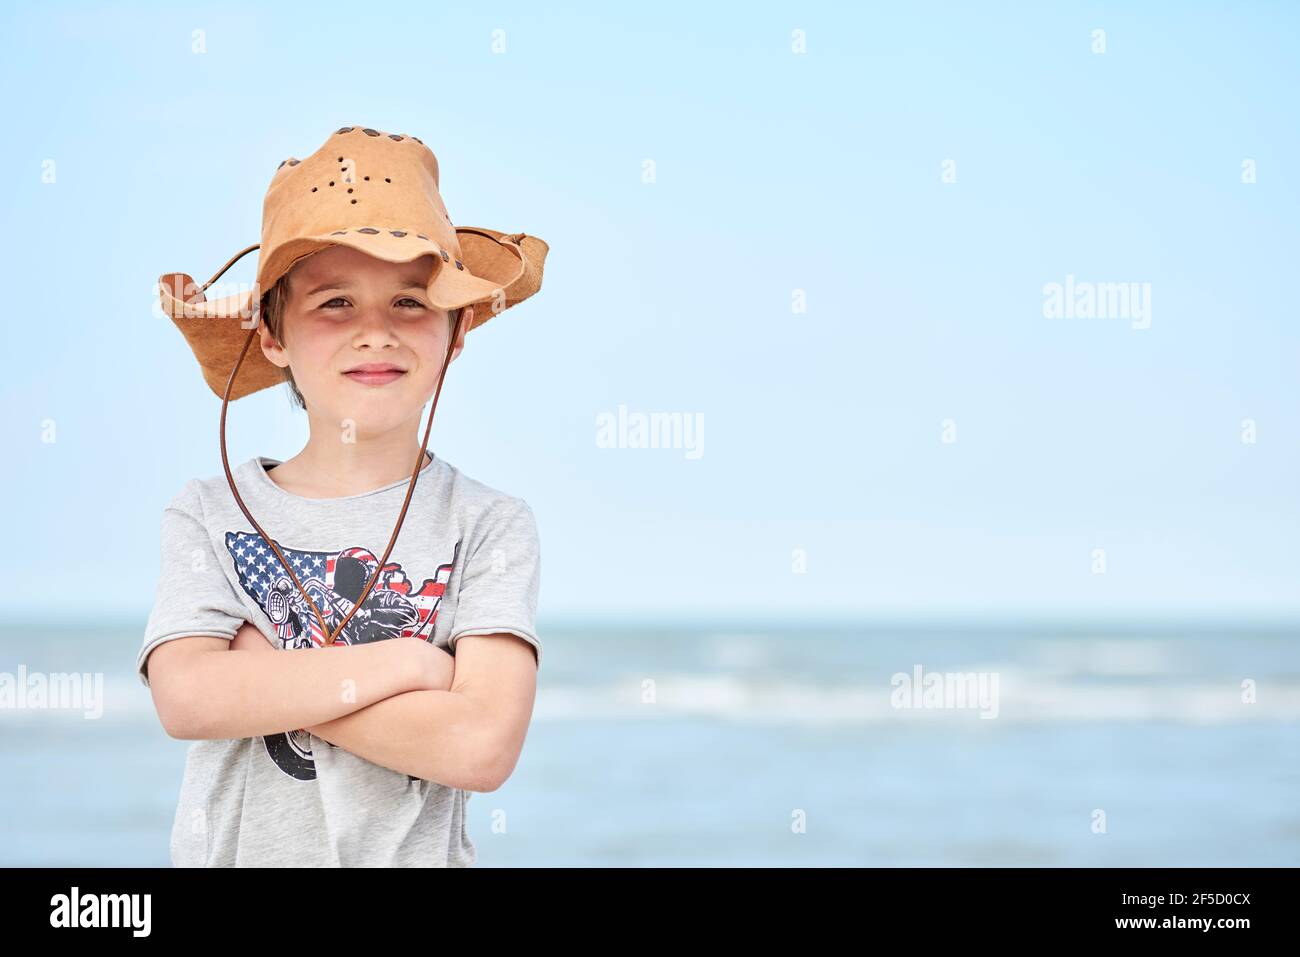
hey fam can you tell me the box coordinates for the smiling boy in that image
[135,126,549,867]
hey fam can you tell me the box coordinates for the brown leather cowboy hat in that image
[156,124,549,401]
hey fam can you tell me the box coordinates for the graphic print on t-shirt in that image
[225,530,460,781]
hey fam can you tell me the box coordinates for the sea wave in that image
[1,665,1296,727]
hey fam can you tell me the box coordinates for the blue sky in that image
[1,1,1297,622]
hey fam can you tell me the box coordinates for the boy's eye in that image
[317,297,427,310]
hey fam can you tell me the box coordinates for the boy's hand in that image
[408,637,455,692]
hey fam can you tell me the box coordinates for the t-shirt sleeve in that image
[447,497,542,667]
[136,497,248,688]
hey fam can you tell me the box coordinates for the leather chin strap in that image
[199,243,460,647]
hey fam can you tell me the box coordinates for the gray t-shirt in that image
[136,453,542,867]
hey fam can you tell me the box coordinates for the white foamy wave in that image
[1027,638,1176,676]
[701,633,772,669]
[4,669,1293,728]
[531,669,1300,725]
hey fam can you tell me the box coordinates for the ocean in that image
[2,619,1297,866]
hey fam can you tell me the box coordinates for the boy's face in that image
[259,244,471,434]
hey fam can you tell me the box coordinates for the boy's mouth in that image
[342,362,407,386]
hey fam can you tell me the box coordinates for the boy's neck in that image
[265,434,433,499]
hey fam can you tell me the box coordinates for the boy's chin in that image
[306,392,427,430]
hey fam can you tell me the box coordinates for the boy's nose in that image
[351,306,401,340]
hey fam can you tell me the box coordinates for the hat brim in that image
[157,226,548,400]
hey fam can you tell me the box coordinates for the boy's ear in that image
[259,319,289,369]
[450,305,472,362]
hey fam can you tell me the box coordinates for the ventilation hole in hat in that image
[278,160,286,169]
[417,233,429,240]
[384,177,392,183]
[455,260,464,270]
[363,175,370,181]
[328,181,335,187]
[440,250,449,262]
[351,199,357,204]
[358,227,380,234]
[331,230,347,235]
[362,128,380,136]
[391,230,406,237]
[412,137,423,145]
[347,188,353,193]
[288,159,300,166]
[389,134,403,141]
[337,156,343,162]
[337,126,354,133]
[311,187,318,192]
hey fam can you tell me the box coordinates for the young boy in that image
[136,126,549,867]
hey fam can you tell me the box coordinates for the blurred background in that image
[1,1,1297,865]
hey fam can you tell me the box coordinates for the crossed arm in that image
[298,633,537,791]
[150,622,538,792]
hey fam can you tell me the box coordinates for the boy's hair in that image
[259,271,462,411]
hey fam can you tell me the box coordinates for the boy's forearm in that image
[168,640,418,740]
[306,689,498,791]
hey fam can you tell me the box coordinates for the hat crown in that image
[258,127,461,292]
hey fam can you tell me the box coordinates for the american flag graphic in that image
[224,530,459,650]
